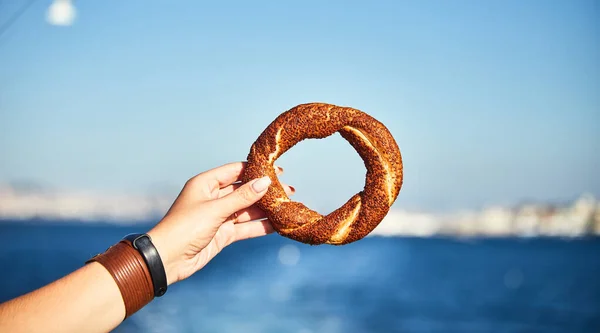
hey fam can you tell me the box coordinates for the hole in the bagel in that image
[274,133,365,215]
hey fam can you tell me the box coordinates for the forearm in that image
[0,262,125,333]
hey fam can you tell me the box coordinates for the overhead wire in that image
[0,0,39,39]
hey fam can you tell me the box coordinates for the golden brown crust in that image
[242,103,403,245]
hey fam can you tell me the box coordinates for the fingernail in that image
[252,176,271,193]
[289,185,296,193]
[275,166,284,174]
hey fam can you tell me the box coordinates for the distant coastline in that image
[372,194,600,238]
[1,184,598,238]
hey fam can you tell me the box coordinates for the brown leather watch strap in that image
[87,240,155,318]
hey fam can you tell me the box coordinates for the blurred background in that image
[1,0,598,332]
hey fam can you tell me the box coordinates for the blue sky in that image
[0,0,598,212]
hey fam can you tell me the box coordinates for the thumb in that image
[212,176,272,219]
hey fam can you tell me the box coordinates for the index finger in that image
[191,162,247,193]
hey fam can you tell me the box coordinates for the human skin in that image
[0,161,294,333]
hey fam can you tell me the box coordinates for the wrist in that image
[86,231,172,320]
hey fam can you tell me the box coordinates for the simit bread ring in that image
[241,103,403,245]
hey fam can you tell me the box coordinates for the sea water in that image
[0,222,598,333]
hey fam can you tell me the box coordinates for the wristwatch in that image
[123,233,168,297]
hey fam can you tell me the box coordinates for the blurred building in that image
[1,183,599,238]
